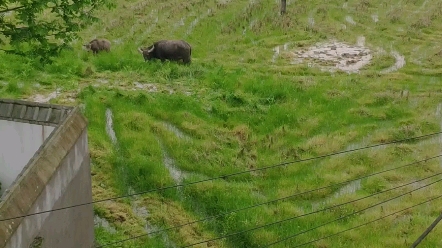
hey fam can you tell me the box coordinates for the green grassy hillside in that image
[1,0,442,247]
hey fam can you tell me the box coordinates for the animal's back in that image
[91,38,111,51]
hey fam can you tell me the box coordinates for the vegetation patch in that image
[1,0,442,247]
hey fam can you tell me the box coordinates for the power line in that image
[262,177,442,247]
[183,171,442,248]
[0,131,439,223]
[97,154,442,248]
[290,194,442,247]
[410,211,442,248]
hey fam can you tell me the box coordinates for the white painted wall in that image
[0,120,54,194]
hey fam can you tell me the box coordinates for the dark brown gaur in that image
[83,38,111,54]
[137,40,192,64]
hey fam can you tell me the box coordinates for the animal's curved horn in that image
[147,45,155,53]
[137,47,144,54]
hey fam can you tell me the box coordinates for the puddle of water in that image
[112,38,123,45]
[380,51,405,74]
[94,215,117,234]
[136,9,159,42]
[344,142,389,154]
[163,122,191,140]
[132,82,158,92]
[249,19,257,29]
[334,179,361,198]
[357,36,365,47]
[30,89,61,103]
[156,138,186,185]
[163,152,184,184]
[417,0,429,11]
[126,188,177,247]
[96,78,109,84]
[291,37,372,73]
[186,17,200,36]
[308,16,315,27]
[416,135,441,146]
[343,131,441,158]
[311,179,362,211]
[313,101,442,214]
[128,188,152,231]
[105,108,118,145]
[133,204,149,219]
[274,46,280,55]
[272,46,280,63]
[173,17,186,29]
[186,9,212,37]
[345,16,356,25]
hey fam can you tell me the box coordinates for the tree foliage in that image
[0,0,114,63]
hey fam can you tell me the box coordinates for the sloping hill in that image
[1,0,442,247]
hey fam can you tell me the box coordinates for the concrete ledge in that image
[0,107,87,247]
[0,99,73,127]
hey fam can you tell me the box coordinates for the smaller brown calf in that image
[83,38,111,54]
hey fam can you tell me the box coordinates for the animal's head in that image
[83,43,92,51]
[137,46,155,61]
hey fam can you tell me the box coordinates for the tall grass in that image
[1,0,442,247]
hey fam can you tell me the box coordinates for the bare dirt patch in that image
[291,36,372,73]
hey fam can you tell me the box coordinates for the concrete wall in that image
[0,120,54,194]
[0,108,94,248]
[5,130,93,248]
